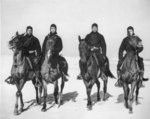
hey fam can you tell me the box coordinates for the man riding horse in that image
[115,26,149,87]
[6,26,42,85]
[77,23,114,80]
[41,24,68,81]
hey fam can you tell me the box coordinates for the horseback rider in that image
[115,26,149,87]
[41,24,68,81]
[77,23,109,80]
[5,26,42,85]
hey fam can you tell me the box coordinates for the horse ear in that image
[16,31,19,36]
[78,35,81,42]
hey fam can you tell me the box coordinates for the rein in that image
[13,57,25,67]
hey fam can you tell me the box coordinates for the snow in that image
[0,55,150,119]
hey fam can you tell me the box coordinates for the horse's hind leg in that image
[41,80,47,112]
[95,79,101,101]
[123,83,129,109]
[54,80,59,104]
[129,81,136,113]
[102,76,108,101]
[135,81,141,105]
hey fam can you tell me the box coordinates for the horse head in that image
[9,31,22,51]
[129,36,138,49]
[9,32,24,64]
[46,36,56,59]
[78,35,90,63]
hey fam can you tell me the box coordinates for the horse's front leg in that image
[14,80,25,115]
[95,79,101,101]
[14,90,19,115]
[18,79,26,113]
[123,83,129,109]
[53,80,59,104]
[41,80,47,112]
[129,81,136,113]
[84,80,94,110]
[39,84,43,104]
[32,78,42,104]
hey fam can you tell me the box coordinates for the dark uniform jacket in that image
[118,35,143,60]
[19,34,41,58]
[41,33,63,57]
[118,35,144,70]
[85,32,106,56]
[18,33,41,70]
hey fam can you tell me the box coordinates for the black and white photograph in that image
[1,0,150,119]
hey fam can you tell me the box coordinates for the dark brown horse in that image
[8,32,42,115]
[41,35,69,112]
[78,36,114,110]
[120,37,143,113]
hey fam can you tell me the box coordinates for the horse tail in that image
[106,68,116,79]
[63,61,69,76]
[59,55,69,77]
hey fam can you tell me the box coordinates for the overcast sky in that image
[1,0,150,59]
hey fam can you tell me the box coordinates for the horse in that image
[78,36,115,109]
[7,32,42,115]
[120,37,143,113]
[41,35,69,112]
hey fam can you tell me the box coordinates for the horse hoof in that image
[19,108,23,113]
[97,98,101,102]
[129,108,133,114]
[37,101,41,105]
[87,105,92,110]
[103,98,106,101]
[125,104,129,109]
[129,110,133,114]
[59,100,63,105]
[41,108,46,112]
[136,101,140,105]
[14,111,19,116]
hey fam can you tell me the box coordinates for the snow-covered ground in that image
[0,55,150,119]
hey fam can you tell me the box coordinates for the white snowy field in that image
[0,55,150,119]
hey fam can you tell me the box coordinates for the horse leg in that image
[14,90,19,115]
[95,79,101,101]
[53,80,59,104]
[58,75,65,106]
[103,77,108,101]
[32,78,42,104]
[14,80,25,115]
[123,83,129,109]
[84,80,94,110]
[32,78,39,104]
[39,84,43,104]
[19,91,24,113]
[18,80,26,113]
[129,81,136,113]
[41,80,47,112]
[135,80,141,105]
